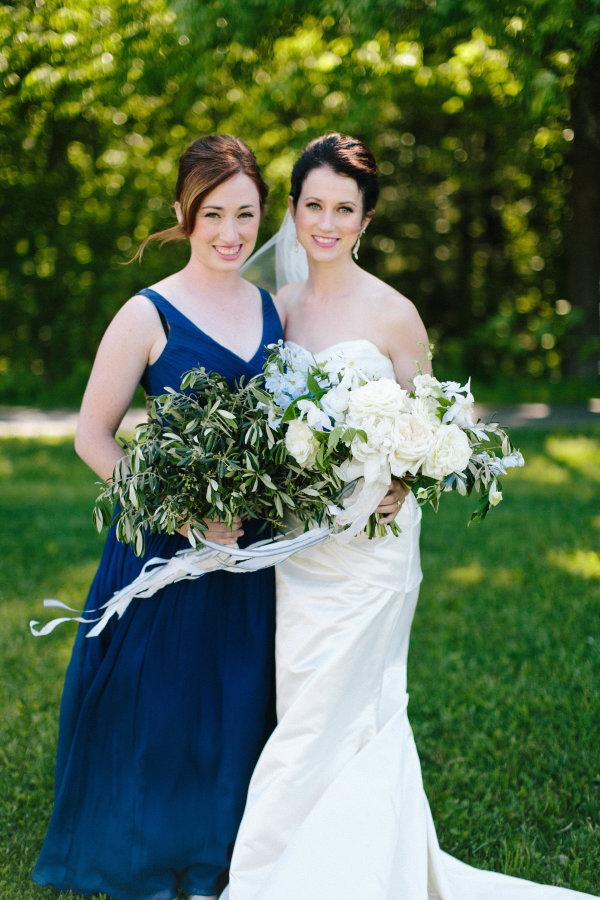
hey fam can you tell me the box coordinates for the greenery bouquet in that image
[93,365,344,556]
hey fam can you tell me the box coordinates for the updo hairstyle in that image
[290,132,379,215]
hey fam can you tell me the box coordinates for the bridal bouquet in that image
[261,342,524,537]
[32,348,523,638]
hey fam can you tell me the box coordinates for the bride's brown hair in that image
[133,134,269,261]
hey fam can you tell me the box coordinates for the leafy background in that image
[1,0,599,405]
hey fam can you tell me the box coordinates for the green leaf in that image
[327,426,343,451]
[307,371,325,397]
[281,401,300,423]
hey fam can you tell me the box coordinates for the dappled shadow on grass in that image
[411,428,599,890]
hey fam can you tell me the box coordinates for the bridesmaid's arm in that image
[75,297,244,546]
[74,297,162,482]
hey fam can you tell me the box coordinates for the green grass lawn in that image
[0,431,598,898]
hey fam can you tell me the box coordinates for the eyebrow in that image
[200,204,257,210]
[304,197,357,205]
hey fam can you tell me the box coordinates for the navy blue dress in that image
[33,287,283,899]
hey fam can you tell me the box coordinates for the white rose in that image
[320,385,350,422]
[349,434,390,482]
[350,416,396,456]
[285,419,320,468]
[413,373,444,400]
[388,409,438,477]
[347,379,408,426]
[350,431,382,462]
[422,423,471,481]
[411,396,440,426]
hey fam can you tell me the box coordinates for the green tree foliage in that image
[0,0,598,404]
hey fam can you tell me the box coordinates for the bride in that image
[224,133,597,899]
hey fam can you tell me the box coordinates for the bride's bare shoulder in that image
[365,274,425,329]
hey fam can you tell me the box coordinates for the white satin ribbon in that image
[334,476,391,540]
[30,525,331,638]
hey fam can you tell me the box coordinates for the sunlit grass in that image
[412,427,599,894]
[548,549,600,580]
[0,431,598,897]
[546,435,600,481]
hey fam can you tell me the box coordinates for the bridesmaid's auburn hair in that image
[290,132,379,215]
[133,134,269,261]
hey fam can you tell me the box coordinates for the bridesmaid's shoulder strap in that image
[135,287,171,335]
[259,287,283,336]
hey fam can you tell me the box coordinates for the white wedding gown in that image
[222,341,597,900]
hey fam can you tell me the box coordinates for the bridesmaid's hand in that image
[376,480,410,524]
[178,516,244,546]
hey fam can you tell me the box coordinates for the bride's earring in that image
[292,218,301,252]
[353,227,366,260]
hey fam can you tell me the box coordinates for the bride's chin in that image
[303,245,351,264]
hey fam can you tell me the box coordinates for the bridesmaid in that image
[33,135,283,900]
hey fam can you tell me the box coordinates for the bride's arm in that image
[383,294,432,389]
[377,293,432,522]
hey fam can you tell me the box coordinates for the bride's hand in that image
[177,516,244,546]
[376,480,410,524]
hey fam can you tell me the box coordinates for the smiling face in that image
[291,165,370,263]
[178,171,261,271]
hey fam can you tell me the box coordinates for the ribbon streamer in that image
[30,525,331,638]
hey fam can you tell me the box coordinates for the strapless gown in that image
[222,340,598,900]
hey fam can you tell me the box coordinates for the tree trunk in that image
[566,42,600,378]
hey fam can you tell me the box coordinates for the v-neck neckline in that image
[143,286,269,367]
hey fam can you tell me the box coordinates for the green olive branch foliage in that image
[93,366,346,556]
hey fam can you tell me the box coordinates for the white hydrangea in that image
[264,364,309,410]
